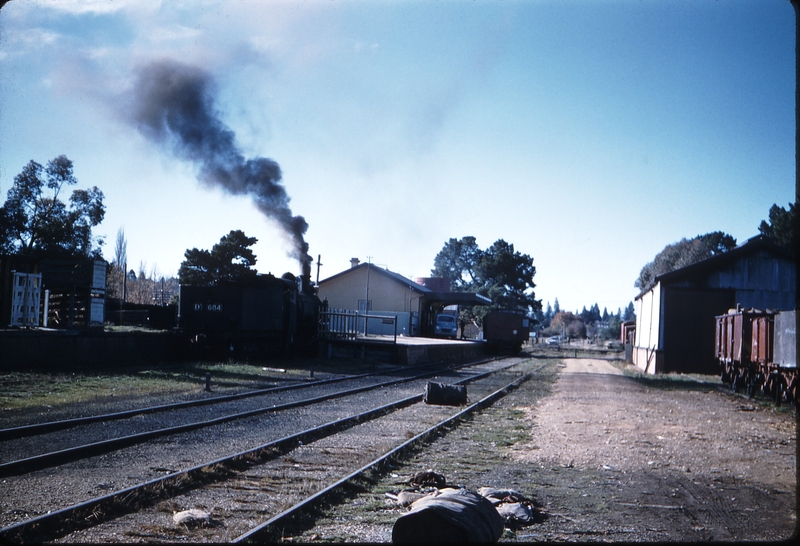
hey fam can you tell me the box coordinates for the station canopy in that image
[422,292,492,307]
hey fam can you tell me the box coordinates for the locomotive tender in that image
[715,308,797,406]
[178,269,323,359]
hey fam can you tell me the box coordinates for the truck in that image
[434,313,458,338]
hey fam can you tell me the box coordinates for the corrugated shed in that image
[634,235,795,375]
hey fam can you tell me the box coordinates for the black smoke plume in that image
[127,59,311,267]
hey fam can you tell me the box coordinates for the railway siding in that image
[0,357,533,542]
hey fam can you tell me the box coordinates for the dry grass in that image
[0,357,389,414]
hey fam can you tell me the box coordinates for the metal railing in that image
[319,308,398,343]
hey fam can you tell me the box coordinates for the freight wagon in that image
[483,309,530,354]
[715,308,797,406]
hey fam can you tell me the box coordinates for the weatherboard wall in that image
[318,265,425,316]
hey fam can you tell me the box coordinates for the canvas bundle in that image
[424,382,467,406]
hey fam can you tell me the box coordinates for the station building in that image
[317,258,490,338]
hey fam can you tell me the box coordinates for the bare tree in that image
[114,228,127,269]
[106,227,128,300]
[126,261,151,304]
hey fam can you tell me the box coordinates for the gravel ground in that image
[296,357,797,542]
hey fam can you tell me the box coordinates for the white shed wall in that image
[633,282,662,374]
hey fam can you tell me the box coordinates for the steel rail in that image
[233,361,549,543]
[0,359,525,544]
[0,357,492,441]
[0,359,506,478]
[0,358,509,478]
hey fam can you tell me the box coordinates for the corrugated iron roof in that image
[319,263,431,294]
[636,234,795,300]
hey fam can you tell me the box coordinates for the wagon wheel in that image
[732,370,745,393]
[750,371,764,399]
[774,377,784,407]
[726,364,738,391]
[786,375,799,408]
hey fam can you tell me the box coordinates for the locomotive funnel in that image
[301,261,312,294]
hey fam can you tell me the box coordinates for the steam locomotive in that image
[177,268,323,360]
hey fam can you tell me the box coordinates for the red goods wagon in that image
[750,315,774,365]
[715,308,798,407]
[714,308,773,395]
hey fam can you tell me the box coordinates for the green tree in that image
[623,302,636,322]
[430,236,482,291]
[758,201,795,252]
[697,231,737,255]
[635,231,737,292]
[606,316,622,338]
[178,230,258,285]
[431,236,541,323]
[474,239,539,310]
[0,156,105,258]
[542,301,553,328]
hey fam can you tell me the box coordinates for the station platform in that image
[320,335,486,366]
[1,328,488,369]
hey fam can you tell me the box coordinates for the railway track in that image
[0,358,495,477]
[0,356,547,543]
[0,358,486,441]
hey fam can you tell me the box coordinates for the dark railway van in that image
[483,309,530,354]
[178,273,322,359]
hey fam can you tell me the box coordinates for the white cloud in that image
[84,46,114,60]
[353,41,379,53]
[248,35,281,55]
[147,24,202,44]
[4,26,61,49]
[26,0,161,15]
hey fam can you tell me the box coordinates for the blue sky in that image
[0,0,794,314]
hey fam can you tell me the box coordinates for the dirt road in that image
[301,357,797,542]
[507,358,796,541]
